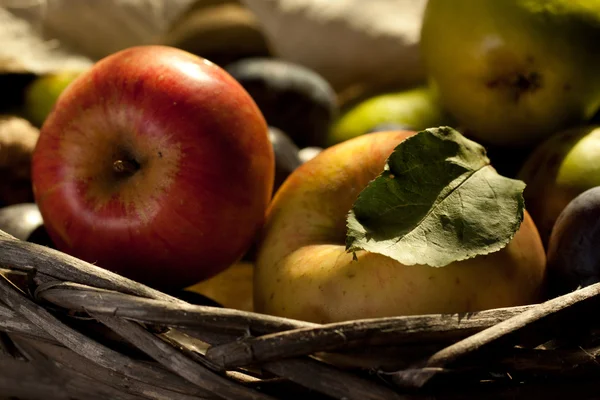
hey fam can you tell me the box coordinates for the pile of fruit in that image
[2,0,600,326]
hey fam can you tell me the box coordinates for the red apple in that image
[31,45,274,290]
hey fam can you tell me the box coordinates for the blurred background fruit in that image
[0,115,39,207]
[298,146,322,164]
[23,70,85,127]
[184,261,254,312]
[420,0,600,148]
[160,0,273,67]
[0,203,42,241]
[518,125,600,247]
[268,126,302,192]
[0,203,54,247]
[327,85,453,146]
[546,186,600,297]
[225,57,338,148]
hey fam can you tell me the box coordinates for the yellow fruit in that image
[254,131,546,323]
[24,70,85,127]
[421,0,600,147]
[186,262,254,312]
[327,85,452,146]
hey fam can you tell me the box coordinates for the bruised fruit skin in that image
[547,187,600,297]
[518,125,600,247]
[254,130,547,323]
[421,0,600,147]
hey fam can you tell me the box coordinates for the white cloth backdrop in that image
[0,0,428,91]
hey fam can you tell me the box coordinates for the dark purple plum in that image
[269,126,302,192]
[226,58,338,148]
[546,186,600,297]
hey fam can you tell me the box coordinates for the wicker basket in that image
[1,227,599,400]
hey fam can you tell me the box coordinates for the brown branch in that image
[204,306,531,368]
[0,230,178,302]
[91,314,276,400]
[36,281,316,334]
[0,301,56,342]
[171,327,409,400]
[0,274,220,399]
[260,358,410,400]
[13,336,216,400]
[0,356,147,400]
[30,278,412,399]
[388,281,600,388]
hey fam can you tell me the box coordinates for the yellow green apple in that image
[254,130,547,323]
[518,125,600,247]
[24,70,86,127]
[420,0,600,147]
[327,85,452,146]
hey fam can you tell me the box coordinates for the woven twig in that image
[2,229,600,399]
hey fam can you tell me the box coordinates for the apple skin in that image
[31,45,274,291]
[420,0,600,147]
[254,131,546,323]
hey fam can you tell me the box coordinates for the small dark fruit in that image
[546,186,600,297]
[226,58,338,148]
[269,126,302,192]
[0,203,54,247]
[160,0,272,67]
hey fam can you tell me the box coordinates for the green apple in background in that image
[420,0,600,147]
[326,85,453,146]
[517,125,600,247]
[24,70,86,127]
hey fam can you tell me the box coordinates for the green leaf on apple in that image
[345,126,525,267]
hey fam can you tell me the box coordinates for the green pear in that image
[421,0,600,147]
[517,125,600,247]
[327,85,453,146]
[23,70,85,127]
